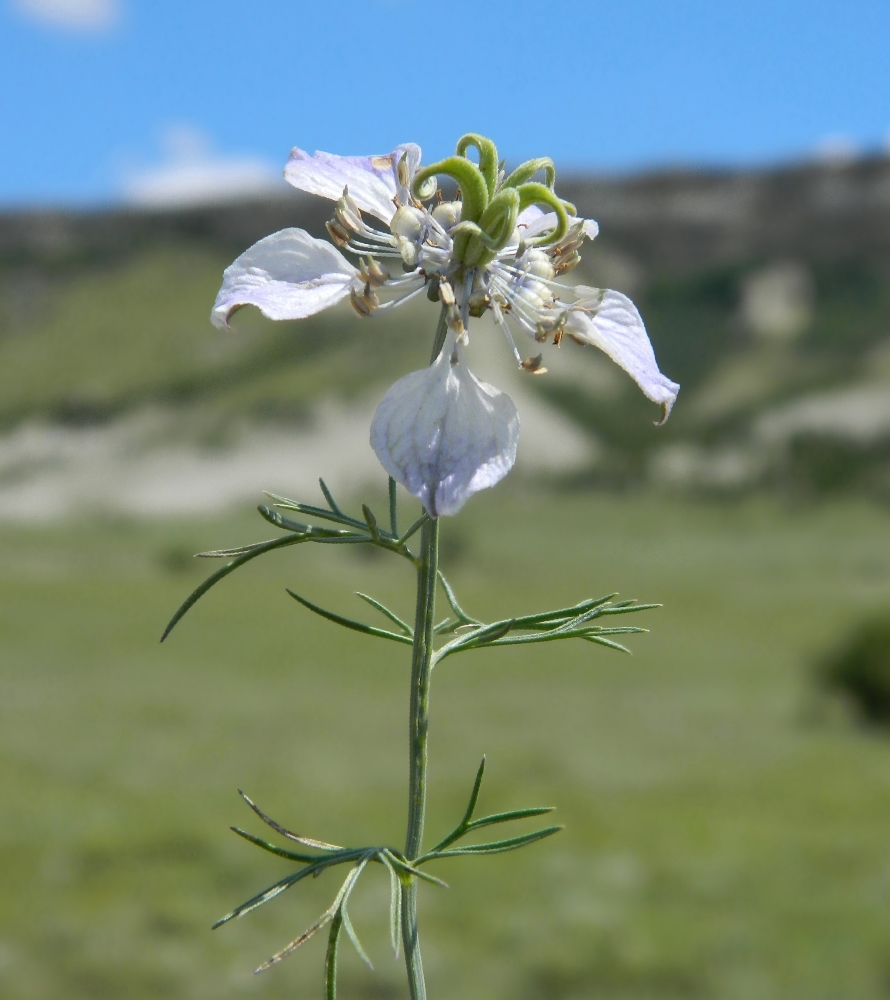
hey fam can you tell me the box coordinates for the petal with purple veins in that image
[284,144,422,225]
[370,339,520,516]
[567,289,680,422]
[211,228,356,329]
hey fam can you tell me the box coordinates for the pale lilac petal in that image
[284,144,422,225]
[516,205,545,231]
[370,340,520,516]
[211,228,356,329]
[567,289,680,421]
[516,207,599,242]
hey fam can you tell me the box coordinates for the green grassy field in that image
[3,484,890,1000]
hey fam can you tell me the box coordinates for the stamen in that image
[372,280,428,314]
[349,282,379,317]
[490,299,523,364]
[326,220,351,247]
[521,354,548,375]
[493,260,576,295]
[360,257,390,287]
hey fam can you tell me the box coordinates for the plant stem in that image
[401,516,439,1000]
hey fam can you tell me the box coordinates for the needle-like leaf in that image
[582,635,632,653]
[595,603,662,616]
[341,904,373,969]
[255,905,336,973]
[388,477,399,537]
[382,850,449,888]
[265,491,367,531]
[239,790,344,851]
[196,538,300,558]
[378,850,402,958]
[257,505,356,539]
[354,593,413,636]
[362,504,381,541]
[230,827,323,864]
[213,859,336,929]
[428,756,486,853]
[453,618,516,648]
[325,909,343,1000]
[463,806,556,834]
[437,571,480,624]
[161,534,306,642]
[421,826,563,860]
[397,513,429,546]
[319,478,344,515]
[287,590,413,645]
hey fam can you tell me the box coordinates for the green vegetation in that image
[820,614,890,725]
[0,247,430,429]
[3,487,890,999]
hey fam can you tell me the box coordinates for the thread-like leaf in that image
[437,571,479,624]
[423,826,563,860]
[196,538,298,558]
[595,603,661,616]
[319,478,343,515]
[388,477,399,537]
[463,806,555,834]
[428,756,486,853]
[161,534,306,642]
[582,635,632,653]
[213,860,335,929]
[230,827,321,864]
[341,905,373,969]
[355,593,412,636]
[500,594,618,631]
[378,851,402,957]
[265,491,366,531]
[458,619,516,648]
[287,590,413,645]
[382,850,448,888]
[239,790,344,851]
[397,513,429,546]
[257,505,357,539]
[255,906,336,973]
[361,504,381,541]
[325,909,343,1000]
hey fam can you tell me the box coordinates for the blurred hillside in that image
[2,154,890,517]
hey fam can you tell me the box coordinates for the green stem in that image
[401,516,439,1000]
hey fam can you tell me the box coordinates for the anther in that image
[446,303,465,335]
[335,187,363,232]
[521,354,548,374]
[553,251,581,275]
[326,220,351,247]
[438,280,456,307]
[350,284,379,317]
[397,154,411,189]
[360,257,390,287]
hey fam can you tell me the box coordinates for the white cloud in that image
[120,125,286,209]
[11,0,120,31]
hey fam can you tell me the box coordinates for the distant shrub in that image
[820,616,890,725]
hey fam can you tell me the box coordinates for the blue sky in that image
[1,0,888,206]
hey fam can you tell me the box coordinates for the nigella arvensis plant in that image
[163,134,678,999]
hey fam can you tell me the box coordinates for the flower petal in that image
[567,290,680,421]
[370,340,520,516]
[517,207,599,241]
[211,228,356,329]
[284,144,422,225]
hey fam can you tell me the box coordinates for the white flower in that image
[211,135,679,516]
